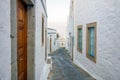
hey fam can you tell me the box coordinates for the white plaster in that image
[40,63,50,80]
[0,0,11,80]
[59,37,66,48]
[47,28,57,53]
[66,0,74,57]
[0,0,49,80]
[68,0,120,80]
[34,0,48,79]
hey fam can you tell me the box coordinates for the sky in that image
[47,0,70,38]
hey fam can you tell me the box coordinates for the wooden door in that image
[17,0,27,80]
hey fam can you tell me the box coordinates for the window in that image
[77,25,82,53]
[42,16,44,46]
[86,22,97,63]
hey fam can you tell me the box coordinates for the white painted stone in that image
[34,0,48,80]
[0,0,11,80]
[66,0,74,57]
[0,0,49,80]
[68,0,120,80]
[40,63,50,80]
[55,38,61,50]
[59,37,66,48]
[47,28,57,53]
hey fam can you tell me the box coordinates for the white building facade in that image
[0,0,49,80]
[55,34,61,50]
[47,28,58,53]
[68,0,120,80]
[59,37,66,48]
[66,0,74,60]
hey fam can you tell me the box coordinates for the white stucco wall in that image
[0,0,11,80]
[34,0,48,80]
[0,0,48,80]
[47,28,57,53]
[59,37,66,48]
[55,39,60,50]
[40,63,50,80]
[66,16,74,53]
[74,0,120,80]
[66,0,74,57]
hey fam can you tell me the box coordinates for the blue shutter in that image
[80,29,82,51]
[88,27,95,57]
[78,29,82,51]
[78,30,79,49]
[88,30,91,56]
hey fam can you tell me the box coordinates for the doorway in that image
[17,0,27,79]
[50,38,52,53]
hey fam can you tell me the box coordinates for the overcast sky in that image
[47,0,70,38]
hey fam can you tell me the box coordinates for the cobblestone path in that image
[48,48,95,80]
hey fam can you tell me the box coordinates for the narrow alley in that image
[1,0,120,80]
[48,48,95,80]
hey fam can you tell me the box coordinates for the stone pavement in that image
[47,48,95,80]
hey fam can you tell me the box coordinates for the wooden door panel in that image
[18,31,24,47]
[18,56,24,74]
[17,0,27,80]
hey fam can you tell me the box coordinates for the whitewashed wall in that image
[0,0,48,80]
[74,0,120,80]
[34,0,48,80]
[47,28,57,53]
[55,39,60,50]
[66,0,74,57]
[0,0,11,80]
[59,37,66,48]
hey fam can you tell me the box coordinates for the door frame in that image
[11,0,35,79]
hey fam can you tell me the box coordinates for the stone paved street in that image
[48,48,95,80]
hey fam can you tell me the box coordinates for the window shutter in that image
[88,27,95,57]
[78,29,82,51]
